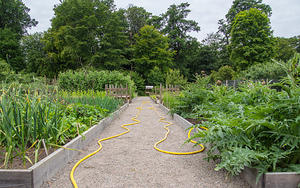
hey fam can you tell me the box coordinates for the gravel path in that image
[42,97,250,188]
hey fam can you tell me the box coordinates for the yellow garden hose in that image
[150,105,208,155]
[70,101,148,188]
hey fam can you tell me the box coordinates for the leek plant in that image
[59,90,121,113]
[0,86,121,169]
[0,85,63,168]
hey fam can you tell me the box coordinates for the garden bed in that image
[158,103,300,188]
[0,102,129,188]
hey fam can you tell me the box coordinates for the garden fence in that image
[105,84,131,103]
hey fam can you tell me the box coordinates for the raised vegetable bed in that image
[0,103,129,188]
[158,103,300,188]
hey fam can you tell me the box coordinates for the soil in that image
[0,147,55,169]
[41,97,250,188]
[185,118,203,125]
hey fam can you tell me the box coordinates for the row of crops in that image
[0,70,134,169]
[163,54,300,178]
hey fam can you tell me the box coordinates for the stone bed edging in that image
[158,103,300,188]
[0,102,129,188]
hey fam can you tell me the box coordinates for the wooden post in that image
[120,84,122,97]
[109,84,111,96]
[160,83,162,104]
[126,84,130,103]
[105,84,108,95]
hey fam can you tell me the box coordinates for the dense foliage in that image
[1,0,299,87]
[169,54,300,177]
[0,0,37,72]
[58,69,136,95]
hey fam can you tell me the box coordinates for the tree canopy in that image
[133,25,174,79]
[0,0,37,72]
[0,0,298,87]
[218,0,272,45]
[0,0,37,37]
[229,8,274,70]
[43,0,130,75]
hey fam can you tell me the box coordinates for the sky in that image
[23,0,300,41]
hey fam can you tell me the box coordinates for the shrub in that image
[58,69,136,95]
[210,65,235,82]
[165,69,187,87]
[239,60,286,80]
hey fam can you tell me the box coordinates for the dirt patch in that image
[0,147,55,169]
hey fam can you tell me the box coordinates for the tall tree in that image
[218,0,271,45]
[229,8,274,70]
[0,28,23,71]
[0,0,37,72]
[186,39,219,78]
[133,25,174,78]
[158,3,200,76]
[125,5,151,44]
[44,0,130,76]
[0,0,37,37]
[94,9,130,70]
[202,32,231,68]
[21,32,47,75]
[274,37,297,63]
[44,0,98,72]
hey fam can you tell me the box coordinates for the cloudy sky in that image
[23,0,300,41]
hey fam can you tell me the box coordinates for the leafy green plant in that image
[210,65,235,82]
[162,92,179,109]
[170,54,300,178]
[165,69,187,87]
[238,60,286,80]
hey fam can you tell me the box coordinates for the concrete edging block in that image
[0,103,129,188]
[158,103,300,188]
[0,170,33,188]
[158,104,193,131]
[242,167,300,188]
[158,103,170,115]
[264,172,300,188]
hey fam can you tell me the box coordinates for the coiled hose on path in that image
[149,104,208,155]
[70,101,149,188]
[69,101,207,187]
